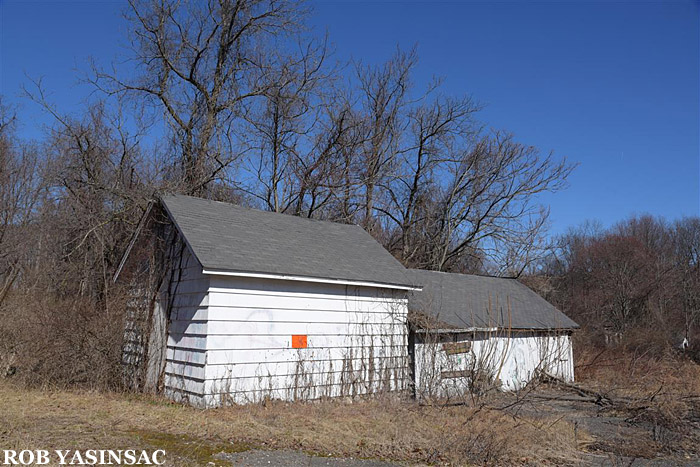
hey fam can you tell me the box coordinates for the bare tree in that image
[377,105,573,274]
[355,48,417,232]
[377,95,480,267]
[0,87,156,387]
[544,215,700,352]
[22,81,153,299]
[289,98,359,218]
[431,133,573,274]
[673,218,700,345]
[90,0,305,195]
[0,101,44,307]
[239,38,334,214]
[3,0,590,387]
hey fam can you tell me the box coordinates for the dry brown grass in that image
[576,346,700,396]
[574,347,700,457]
[0,380,582,466]
[0,292,127,390]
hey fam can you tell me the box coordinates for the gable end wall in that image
[167,273,410,406]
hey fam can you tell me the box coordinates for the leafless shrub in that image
[574,345,700,456]
[545,215,700,355]
[0,290,128,389]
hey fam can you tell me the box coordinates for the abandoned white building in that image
[117,195,418,406]
[408,269,578,400]
[117,195,577,406]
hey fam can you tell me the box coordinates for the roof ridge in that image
[163,194,362,230]
[410,268,518,280]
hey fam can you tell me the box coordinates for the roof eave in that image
[202,268,422,291]
[416,326,578,333]
[415,327,499,333]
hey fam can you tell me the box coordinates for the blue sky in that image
[1,0,698,235]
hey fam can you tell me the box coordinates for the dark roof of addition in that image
[408,269,578,330]
[160,195,415,288]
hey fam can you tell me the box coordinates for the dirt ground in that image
[498,388,700,466]
[0,380,698,466]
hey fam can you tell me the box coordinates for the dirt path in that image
[499,388,700,466]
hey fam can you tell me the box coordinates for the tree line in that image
[528,216,700,354]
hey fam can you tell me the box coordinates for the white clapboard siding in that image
[209,276,408,300]
[171,277,210,295]
[170,320,406,336]
[165,363,407,400]
[172,306,405,324]
[164,374,206,395]
[202,320,403,337]
[162,247,210,400]
[167,356,407,381]
[169,351,406,376]
[211,335,405,352]
[171,292,210,309]
[167,333,405,352]
[202,345,406,364]
[195,368,407,402]
[204,370,406,393]
[163,270,409,407]
[207,292,405,314]
[168,334,407,352]
[167,333,208,350]
[167,347,207,365]
[414,332,574,400]
[213,347,405,363]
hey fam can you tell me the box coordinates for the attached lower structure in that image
[413,329,574,400]
[408,269,578,400]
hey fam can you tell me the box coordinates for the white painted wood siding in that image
[414,331,574,401]
[162,246,210,405]
[165,273,409,406]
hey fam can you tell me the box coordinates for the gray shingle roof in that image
[408,269,578,330]
[161,195,414,288]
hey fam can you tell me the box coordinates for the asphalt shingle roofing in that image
[408,269,578,330]
[161,195,414,288]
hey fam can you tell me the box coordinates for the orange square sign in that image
[292,335,307,349]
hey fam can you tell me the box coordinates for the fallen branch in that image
[540,373,614,407]
[529,394,600,404]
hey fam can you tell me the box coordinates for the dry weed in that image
[575,347,700,457]
[0,291,127,390]
[0,381,580,466]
